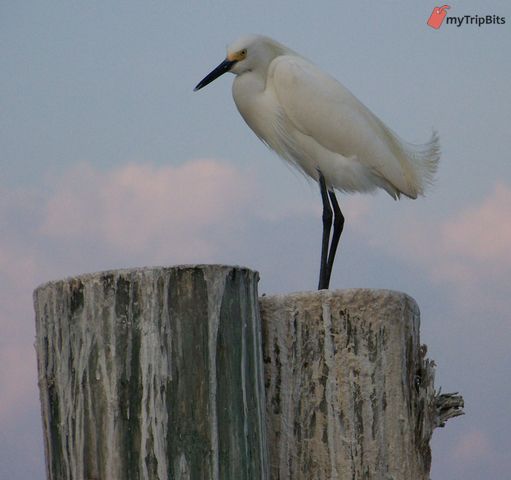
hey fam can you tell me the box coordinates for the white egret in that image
[194,35,439,290]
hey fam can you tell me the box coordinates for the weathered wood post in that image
[260,289,464,480]
[34,265,268,480]
[35,266,463,480]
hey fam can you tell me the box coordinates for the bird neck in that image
[232,71,272,142]
[233,70,266,96]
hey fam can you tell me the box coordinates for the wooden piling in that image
[260,289,463,480]
[34,265,268,480]
[34,267,463,480]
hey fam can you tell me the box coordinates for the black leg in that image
[318,172,332,290]
[325,189,344,288]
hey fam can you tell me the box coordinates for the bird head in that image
[194,35,291,91]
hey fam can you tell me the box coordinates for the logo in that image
[427,5,506,29]
[427,5,450,29]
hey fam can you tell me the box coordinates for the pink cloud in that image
[447,429,511,476]
[367,183,511,314]
[0,344,38,426]
[442,183,511,267]
[40,159,254,258]
[452,430,491,464]
[432,184,511,295]
[0,241,41,430]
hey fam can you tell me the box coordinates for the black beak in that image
[194,59,236,91]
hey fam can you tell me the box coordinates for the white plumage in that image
[195,34,440,289]
[225,35,439,198]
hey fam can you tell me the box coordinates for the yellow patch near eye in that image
[227,50,246,62]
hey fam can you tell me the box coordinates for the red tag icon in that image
[427,5,450,29]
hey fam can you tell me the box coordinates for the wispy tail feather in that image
[402,129,440,196]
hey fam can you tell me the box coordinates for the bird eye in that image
[241,49,247,56]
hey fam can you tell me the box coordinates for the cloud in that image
[0,191,45,426]
[40,159,254,259]
[441,183,511,270]
[0,344,38,426]
[432,184,511,312]
[452,430,491,464]
[373,183,511,312]
[445,429,511,477]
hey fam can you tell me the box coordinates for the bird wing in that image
[268,55,420,197]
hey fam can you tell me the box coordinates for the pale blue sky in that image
[1,1,510,478]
